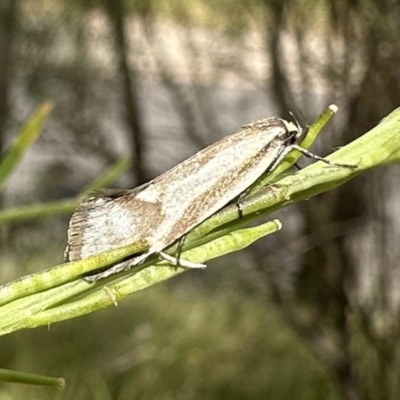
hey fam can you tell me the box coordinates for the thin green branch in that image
[0,105,399,336]
[0,220,282,333]
[0,157,131,225]
[0,368,64,388]
[0,240,149,306]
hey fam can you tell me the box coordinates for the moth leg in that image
[236,189,251,219]
[84,252,150,282]
[84,261,131,282]
[294,162,302,170]
[175,235,187,266]
[291,145,357,168]
[159,251,206,269]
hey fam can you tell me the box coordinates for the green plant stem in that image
[0,240,149,306]
[0,220,282,334]
[0,105,399,335]
[0,368,64,388]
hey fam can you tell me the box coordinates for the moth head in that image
[283,110,309,144]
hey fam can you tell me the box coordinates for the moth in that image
[65,111,355,281]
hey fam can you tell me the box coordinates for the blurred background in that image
[1,0,400,399]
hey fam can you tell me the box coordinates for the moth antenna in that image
[278,74,307,132]
[288,110,306,132]
[289,108,309,143]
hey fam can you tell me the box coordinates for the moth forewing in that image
[65,189,165,262]
[143,121,298,252]
[65,118,301,280]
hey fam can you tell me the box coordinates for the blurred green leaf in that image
[0,199,76,225]
[0,103,53,190]
[0,157,132,225]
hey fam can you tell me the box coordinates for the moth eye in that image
[289,128,301,137]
